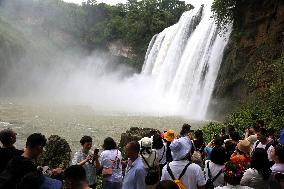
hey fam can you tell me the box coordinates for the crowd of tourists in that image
[0,121,283,189]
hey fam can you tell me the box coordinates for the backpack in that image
[205,161,223,189]
[166,162,191,189]
[140,151,159,185]
[254,141,273,151]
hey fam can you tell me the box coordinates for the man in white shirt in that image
[161,137,206,189]
[252,128,274,162]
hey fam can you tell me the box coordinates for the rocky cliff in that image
[210,0,284,120]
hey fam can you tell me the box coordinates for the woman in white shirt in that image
[204,146,226,187]
[100,137,122,189]
[271,145,284,173]
[240,148,272,189]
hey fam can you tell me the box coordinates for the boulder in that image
[119,127,160,148]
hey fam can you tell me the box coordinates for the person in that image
[204,136,224,160]
[178,124,192,152]
[204,146,226,187]
[279,129,284,146]
[191,130,205,166]
[225,131,240,161]
[152,134,166,177]
[72,136,100,189]
[99,137,122,189]
[139,137,159,189]
[162,130,175,163]
[122,141,146,189]
[161,137,206,189]
[245,124,260,145]
[252,128,274,162]
[271,145,284,173]
[215,161,252,189]
[0,129,23,173]
[0,133,47,189]
[230,140,251,168]
[240,148,272,189]
[155,180,178,189]
[63,165,91,189]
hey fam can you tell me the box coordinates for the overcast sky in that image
[63,0,203,7]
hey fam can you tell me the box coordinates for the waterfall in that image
[141,1,231,120]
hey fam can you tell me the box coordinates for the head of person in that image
[170,138,191,161]
[18,171,42,189]
[267,128,276,138]
[227,124,235,135]
[0,129,17,147]
[180,123,191,136]
[64,165,87,189]
[194,129,204,141]
[163,130,175,143]
[236,140,251,155]
[156,180,179,189]
[256,120,265,128]
[271,145,284,164]
[210,146,226,165]
[257,128,268,142]
[152,134,164,150]
[251,148,271,180]
[223,161,244,186]
[139,137,153,154]
[102,137,117,150]
[125,141,140,160]
[213,136,224,147]
[80,136,92,151]
[26,133,46,159]
[251,124,260,134]
[229,131,240,142]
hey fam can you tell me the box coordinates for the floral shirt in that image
[72,150,96,185]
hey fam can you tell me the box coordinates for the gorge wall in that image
[209,0,284,120]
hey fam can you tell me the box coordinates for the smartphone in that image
[94,148,99,154]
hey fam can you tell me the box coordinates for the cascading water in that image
[141,0,231,120]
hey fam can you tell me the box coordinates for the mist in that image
[0,0,178,116]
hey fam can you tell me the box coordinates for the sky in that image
[63,0,203,7]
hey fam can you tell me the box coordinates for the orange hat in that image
[237,140,251,154]
[163,130,176,142]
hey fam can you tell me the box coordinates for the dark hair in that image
[194,129,204,141]
[103,137,117,150]
[256,120,264,127]
[274,145,284,163]
[224,161,244,186]
[180,123,191,136]
[213,136,224,147]
[127,141,140,154]
[64,165,86,186]
[26,133,46,148]
[252,124,260,132]
[80,136,92,145]
[152,134,164,150]
[259,128,268,137]
[18,171,42,189]
[251,148,271,180]
[230,132,240,141]
[210,146,226,165]
[156,180,179,189]
[0,129,15,146]
[227,124,235,135]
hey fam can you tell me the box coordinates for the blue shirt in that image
[204,146,213,159]
[122,157,146,189]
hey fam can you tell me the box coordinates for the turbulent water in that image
[141,1,231,119]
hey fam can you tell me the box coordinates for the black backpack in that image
[205,161,223,189]
[140,151,160,185]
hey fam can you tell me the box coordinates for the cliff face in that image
[209,0,284,120]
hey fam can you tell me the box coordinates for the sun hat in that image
[170,137,191,161]
[237,140,251,154]
[163,130,176,142]
[139,137,153,149]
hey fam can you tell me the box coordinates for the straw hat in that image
[163,130,176,142]
[237,140,251,154]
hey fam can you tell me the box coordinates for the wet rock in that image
[37,135,71,169]
[119,127,160,148]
